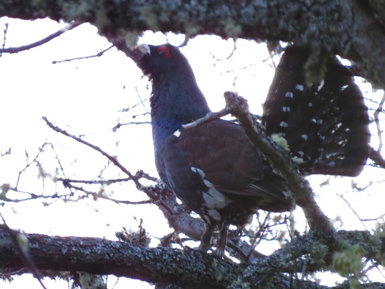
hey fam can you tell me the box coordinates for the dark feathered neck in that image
[150,72,210,150]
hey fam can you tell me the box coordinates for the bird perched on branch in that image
[129,44,369,255]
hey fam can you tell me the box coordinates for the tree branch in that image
[369,147,385,170]
[42,117,144,188]
[0,21,81,53]
[0,226,384,289]
[222,92,333,234]
[0,225,240,289]
[1,0,384,88]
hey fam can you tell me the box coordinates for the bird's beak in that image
[136,44,151,56]
[124,44,151,64]
[132,44,151,61]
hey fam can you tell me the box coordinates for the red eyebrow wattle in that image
[158,46,171,58]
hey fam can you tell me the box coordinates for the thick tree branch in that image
[0,225,238,289]
[0,226,384,289]
[0,0,384,88]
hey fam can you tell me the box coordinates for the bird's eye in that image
[157,46,171,58]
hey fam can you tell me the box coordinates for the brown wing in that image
[177,119,293,212]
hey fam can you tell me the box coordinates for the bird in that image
[129,43,370,255]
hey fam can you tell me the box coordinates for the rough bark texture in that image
[0,226,238,289]
[0,0,384,88]
[0,226,384,289]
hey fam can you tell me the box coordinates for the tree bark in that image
[0,225,384,289]
[0,0,384,88]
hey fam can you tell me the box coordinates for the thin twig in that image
[1,186,66,203]
[1,147,11,157]
[135,86,149,113]
[182,108,230,129]
[15,142,52,189]
[112,121,151,132]
[52,44,114,64]
[42,116,141,188]
[57,177,132,185]
[374,92,385,153]
[57,171,158,185]
[360,212,385,222]
[247,213,271,258]
[1,23,8,57]
[0,22,81,54]
[336,192,368,230]
[61,181,152,205]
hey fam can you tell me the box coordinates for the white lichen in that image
[271,133,290,151]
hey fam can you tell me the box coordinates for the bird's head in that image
[132,44,196,81]
[129,43,211,144]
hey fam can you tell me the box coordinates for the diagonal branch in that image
[369,147,385,170]
[373,92,385,153]
[42,117,142,188]
[179,92,335,259]
[0,21,81,53]
[41,117,208,246]
[223,91,333,234]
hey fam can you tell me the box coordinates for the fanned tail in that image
[263,46,370,176]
